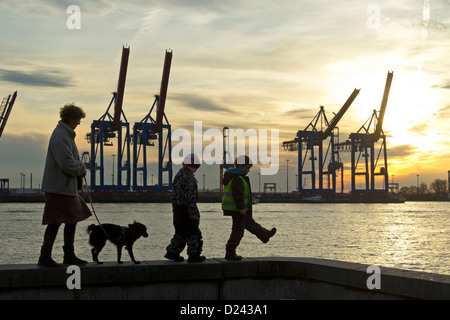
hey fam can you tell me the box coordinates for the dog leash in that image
[83,176,123,242]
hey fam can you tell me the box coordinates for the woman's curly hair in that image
[59,103,86,123]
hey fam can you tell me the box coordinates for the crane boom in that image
[0,91,17,139]
[319,88,360,140]
[112,46,130,131]
[153,50,172,133]
[373,70,393,142]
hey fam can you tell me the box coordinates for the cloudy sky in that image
[1,0,450,191]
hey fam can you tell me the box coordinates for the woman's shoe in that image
[63,245,87,265]
[37,246,61,268]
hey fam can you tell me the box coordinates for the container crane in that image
[346,71,393,193]
[86,46,131,191]
[0,91,17,139]
[132,50,173,192]
[283,88,360,193]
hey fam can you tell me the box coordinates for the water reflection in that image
[0,201,448,275]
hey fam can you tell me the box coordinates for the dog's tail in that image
[87,224,97,234]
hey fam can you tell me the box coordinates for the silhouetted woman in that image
[38,103,91,267]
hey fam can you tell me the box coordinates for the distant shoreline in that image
[2,192,446,203]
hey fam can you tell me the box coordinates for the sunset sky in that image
[1,0,449,192]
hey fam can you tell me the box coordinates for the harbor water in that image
[0,201,448,275]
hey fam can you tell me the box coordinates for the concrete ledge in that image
[0,258,448,300]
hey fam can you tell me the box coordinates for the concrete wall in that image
[0,257,448,300]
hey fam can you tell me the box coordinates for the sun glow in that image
[384,72,442,149]
[344,69,442,152]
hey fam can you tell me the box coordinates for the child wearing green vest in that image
[222,155,276,260]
